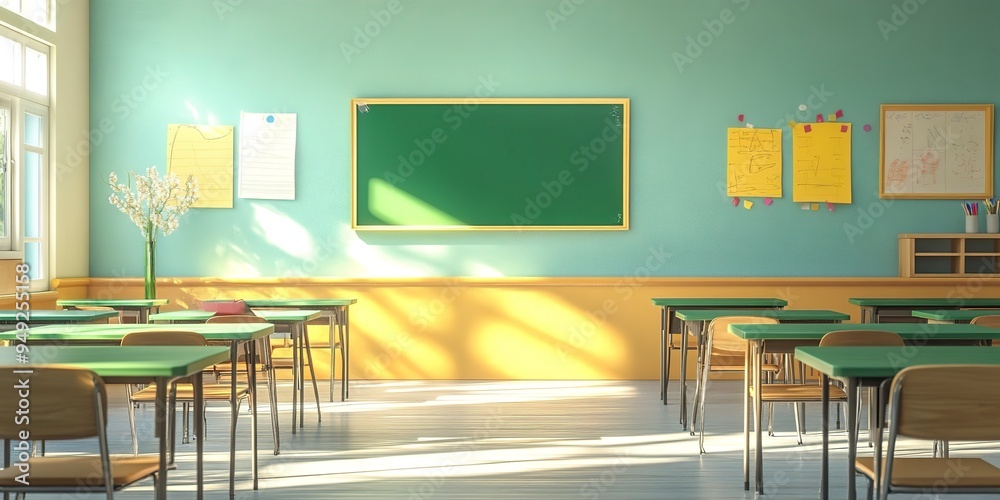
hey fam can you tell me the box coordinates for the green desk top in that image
[0,309,119,323]
[848,297,1000,307]
[651,298,787,308]
[674,309,849,322]
[0,345,230,378]
[911,309,1000,322]
[795,346,1000,378]
[149,310,216,322]
[251,310,322,322]
[728,322,1000,341]
[212,298,357,307]
[58,299,170,307]
[0,323,274,342]
[150,309,321,323]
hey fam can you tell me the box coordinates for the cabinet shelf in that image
[900,233,1000,277]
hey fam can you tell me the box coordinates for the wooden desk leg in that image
[291,326,299,434]
[754,342,764,494]
[342,307,350,401]
[679,315,689,428]
[743,345,751,491]
[846,378,858,500]
[660,307,667,403]
[193,372,204,500]
[328,311,336,402]
[688,321,704,437]
[821,375,829,500]
[298,323,306,428]
[155,380,168,500]
[249,340,259,490]
[260,338,280,455]
[229,343,238,498]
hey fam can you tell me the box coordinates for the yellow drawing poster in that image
[167,124,234,208]
[792,122,852,203]
[726,128,782,197]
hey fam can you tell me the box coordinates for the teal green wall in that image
[89,0,1000,278]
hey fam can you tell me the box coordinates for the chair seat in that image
[750,384,847,402]
[711,363,780,373]
[855,457,1000,488]
[130,383,249,402]
[0,455,159,488]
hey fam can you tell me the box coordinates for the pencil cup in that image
[988,214,999,234]
[967,215,979,233]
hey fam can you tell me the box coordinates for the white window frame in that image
[21,101,45,291]
[0,0,54,32]
[0,23,49,292]
[0,95,13,252]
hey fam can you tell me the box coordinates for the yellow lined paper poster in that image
[726,128,782,197]
[793,122,852,203]
[167,124,234,208]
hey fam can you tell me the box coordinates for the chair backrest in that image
[890,364,1000,441]
[197,299,248,315]
[819,330,905,347]
[706,316,778,368]
[970,314,1000,328]
[206,314,267,324]
[0,366,107,440]
[120,330,207,346]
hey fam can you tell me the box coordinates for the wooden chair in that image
[205,314,281,452]
[251,308,322,421]
[120,330,250,495]
[0,366,160,498]
[970,314,1000,345]
[855,365,1000,499]
[819,330,905,447]
[695,316,782,453]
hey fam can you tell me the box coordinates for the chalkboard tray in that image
[351,98,629,230]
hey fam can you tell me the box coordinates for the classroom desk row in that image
[0,297,356,498]
[729,321,1000,500]
[652,296,1000,415]
[1,345,223,499]
[40,296,357,402]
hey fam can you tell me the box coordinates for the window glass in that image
[24,46,47,96]
[24,150,40,238]
[0,36,22,85]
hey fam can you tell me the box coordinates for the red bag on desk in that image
[197,299,248,315]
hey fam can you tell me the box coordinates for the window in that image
[0,0,54,31]
[0,25,49,291]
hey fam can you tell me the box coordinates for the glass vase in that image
[144,237,156,299]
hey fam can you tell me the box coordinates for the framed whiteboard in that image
[880,104,994,199]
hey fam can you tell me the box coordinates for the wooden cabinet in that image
[899,233,1000,277]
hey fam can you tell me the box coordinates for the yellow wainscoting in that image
[55,275,1000,380]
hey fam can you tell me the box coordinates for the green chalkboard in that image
[351,98,629,230]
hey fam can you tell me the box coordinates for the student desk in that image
[0,309,119,325]
[795,346,1000,500]
[57,298,169,323]
[148,310,216,323]
[0,322,275,496]
[911,308,1000,323]
[0,345,229,500]
[672,308,849,431]
[151,309,324,432]
[650,298,787,417]
[848,297,1000,323]
[728,322,1000,496]
[220,298,357,402]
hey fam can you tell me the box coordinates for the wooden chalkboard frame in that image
[351,98,629,231]
[879,103,994,199]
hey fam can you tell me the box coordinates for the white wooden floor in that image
[13,379,1000,499]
